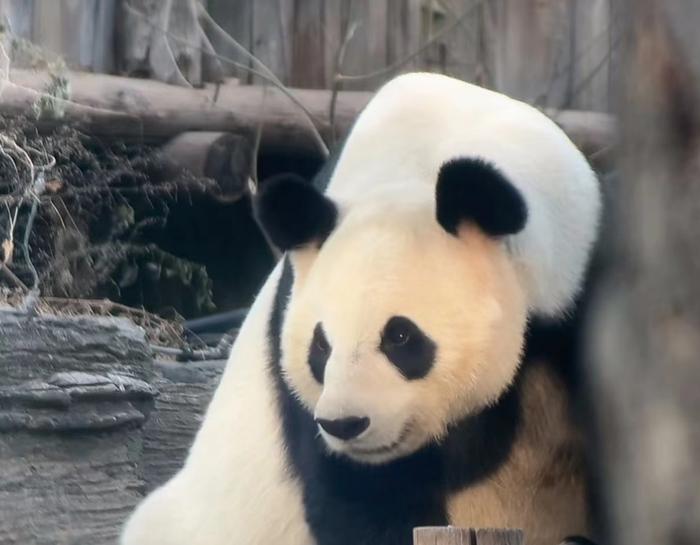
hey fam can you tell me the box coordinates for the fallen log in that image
[3,69,615,165]
[160,131,253,201]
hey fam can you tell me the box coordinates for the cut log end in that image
[413,527,525,545]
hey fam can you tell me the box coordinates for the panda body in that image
[121,73,600,545]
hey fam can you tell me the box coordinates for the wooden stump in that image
[413,527,524,545]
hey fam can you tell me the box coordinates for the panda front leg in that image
[121,263,314,545]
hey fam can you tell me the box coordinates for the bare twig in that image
[566,31,622,106]
[21,164,52,291]
[147,0,193,87]
[0,123,55,296]
[124,1,329,157]
[198,22,224,83]
[0,262,28,290]
[0,178,213,207]
[0,37,130,119]
[329,22,358,147]
[250,85,268,191]
[335,0,486,84]
[529,7,623,108]
[0,40,9,99]
[196,4,329,157]
[195,2,280,85]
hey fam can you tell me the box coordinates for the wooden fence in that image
[0,0,619,112]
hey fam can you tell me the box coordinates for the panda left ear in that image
[435,158,528,237]
[254,174,338,252]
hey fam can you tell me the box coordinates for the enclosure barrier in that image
[414,527,524,545]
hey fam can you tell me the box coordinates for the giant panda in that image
[121,72,601,545]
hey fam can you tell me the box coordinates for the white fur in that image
[120,73,600,545]
[282,207,527,464]
[328,73,600,316]
[121,263,312,545]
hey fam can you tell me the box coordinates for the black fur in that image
[380,316,436,380]
[436,158,528,237]
[316,416,370,440]
[254,174,337,251]
[560,537,598,545]
[267,259,521,545]
[308,322,331,383]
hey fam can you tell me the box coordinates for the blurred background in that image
[0,0,618,318]
[1,0,619,107]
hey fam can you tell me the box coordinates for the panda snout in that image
[315,416,370,441]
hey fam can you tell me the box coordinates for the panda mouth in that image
[345,421,414,456]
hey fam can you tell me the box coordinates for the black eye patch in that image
[308,323,331,383]
[380,316,436,380]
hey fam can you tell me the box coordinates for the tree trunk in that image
[588,2,700,545]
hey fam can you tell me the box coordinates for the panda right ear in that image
[253,174,338,252]
[435,158,528,237]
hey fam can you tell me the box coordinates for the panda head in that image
[255,158,528,464]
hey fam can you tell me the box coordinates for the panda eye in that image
[380,316,436,380]
[315,331,330,353]
[308,323,331,383]
[383,321,411,346]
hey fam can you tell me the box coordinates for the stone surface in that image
[0,310,226,544]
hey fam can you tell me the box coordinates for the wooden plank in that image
[250,0,293,84]
[439,0,481,81]
[570,0,614,111]
[0,0,34,40]
[323,0,343,88]
[90,0,117,73]
[414,527,476,545]
[27,0,114,72]
[206,0,253,80]
[386,0,421,71]
[290,0,326,88]
[116,0,203,85]
[164,0,203,85]
[486,0,574,106]
[340,0,389,90]
[474,528,524,545]
[30,0,64,60]
[413,527,524,545]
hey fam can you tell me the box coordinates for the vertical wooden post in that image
[587,1,700,545]
[413,527,524,545]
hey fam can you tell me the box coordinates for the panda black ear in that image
[435,158,528,237]
[254,174,338,252]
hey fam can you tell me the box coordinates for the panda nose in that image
[315,416,370,440]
